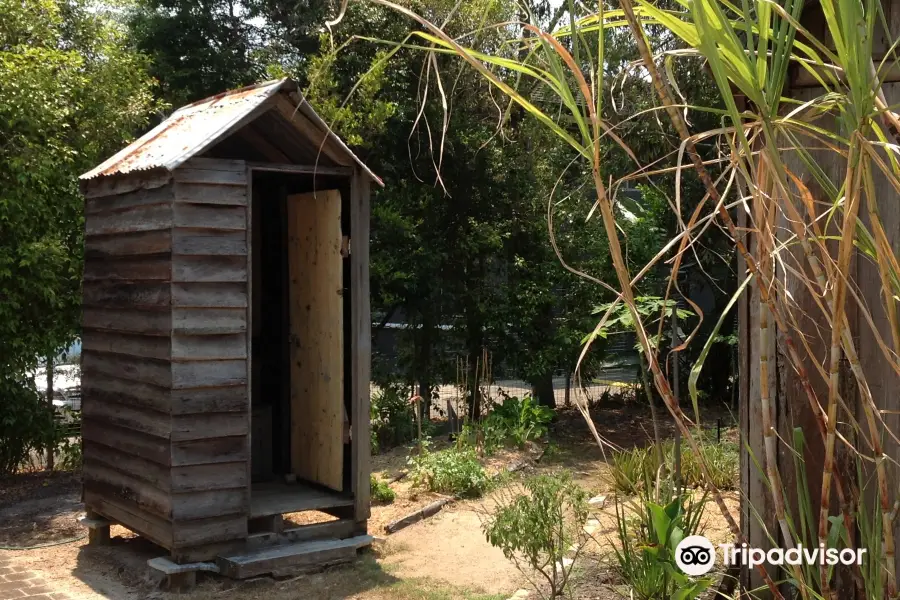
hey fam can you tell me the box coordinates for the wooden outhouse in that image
[78,79,380,571]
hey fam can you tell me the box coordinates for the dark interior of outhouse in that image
[249,171,353,495]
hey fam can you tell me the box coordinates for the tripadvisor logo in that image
[675,536,867,576]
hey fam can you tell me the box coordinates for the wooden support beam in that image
[350,173,372,523]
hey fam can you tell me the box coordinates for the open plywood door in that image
[287,190,344,492]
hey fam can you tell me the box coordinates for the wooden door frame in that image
[245,166,370,519]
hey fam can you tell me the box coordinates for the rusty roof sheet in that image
[80,78,382,186]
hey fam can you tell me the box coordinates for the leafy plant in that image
[609,437,738,495]
[370,475,396,504]
[370,386,416,453]
[0,375,56,475]
[612,491,711,600]
[481,395,553,451]
[609,447,656,496]
[484,472,588,599]
[409,446,489,498]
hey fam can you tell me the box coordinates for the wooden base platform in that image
[217,535,373,578]
[250,481,353,518]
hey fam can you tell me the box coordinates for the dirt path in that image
[379,504,523,595]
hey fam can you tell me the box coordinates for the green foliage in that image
[370,475,396,504]
[409,446,489,498]
[371,386,417,453]
[0,376,55,475]
[483,472,588,598]
[0,0,159,375]
[127,0,263,106]
[480,396,553,452]
[305,43,398,147]
[613,492,711,600]
[609,436,738,495]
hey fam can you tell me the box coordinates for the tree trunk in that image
[413,312,434,422]
[45,355,54,471]
[531,371,556,409]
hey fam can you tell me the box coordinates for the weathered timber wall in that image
[82,174,176,549]
[169,157,250,558]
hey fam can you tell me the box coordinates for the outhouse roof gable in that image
[80,78,382,186]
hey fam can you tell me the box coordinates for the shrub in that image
[609,447,655,496]
[613,491,711,600]
[608,437,738,495]
[370,475,396,504]
[480,395,553,452]
[409,446,489,498]
[370,386,416,453]
[0,374,55,475]
[484,472,588,598]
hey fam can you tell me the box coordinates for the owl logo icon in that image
[675,535,716,576]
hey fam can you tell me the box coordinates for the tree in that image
[128,0,264,106]
[0,0,160,472]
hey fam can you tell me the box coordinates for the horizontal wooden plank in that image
[83,307,171,335]
[85,230,172,258]
[172,412,248,441]
[83,488,173,548]
[83,462,171,519]
[172,334,247,360]
[182,158,247,172]
[172,256,246,283]
[174,168,246,186]
[172,462,247,493]
[83,282,170,308]
[172,360,246,389]
[86,204,172,236]
[175,182,247,206]
[82,171,172,199]
[172,436,248,467]
[216,537,361,579]
[83,441,170,492]
[171,489,247,521]
[82,330,170,361]
[173,308,246,334]
[82,351,171,387]
[248,162,353,177]
[86,184,174,214]
[171,386,248,415]
[172,283,247,308]
[174,204,246,230]
[173,514,247,547]
[81,371,171,413]
[173,230,247,256]
[81,420,170,466]
[84,257,170,282]
[82,396,171,439]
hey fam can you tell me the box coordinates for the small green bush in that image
[484,471,588,598]
[613,491,710,600]
[610,447,655,495]
[370,386,416,453]
[479,395,553,453]
[370,475,396,504]
[409,446,489,498]
[0,375,55,475]
[608,436,738,495]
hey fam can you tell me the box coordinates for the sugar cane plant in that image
[326,0,900,597]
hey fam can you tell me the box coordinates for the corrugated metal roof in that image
[80,78,382,186]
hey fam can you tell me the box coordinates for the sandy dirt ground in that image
[0,402,739,600]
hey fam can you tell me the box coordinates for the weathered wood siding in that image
[170,157,250,557]
[82,174,176,550]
